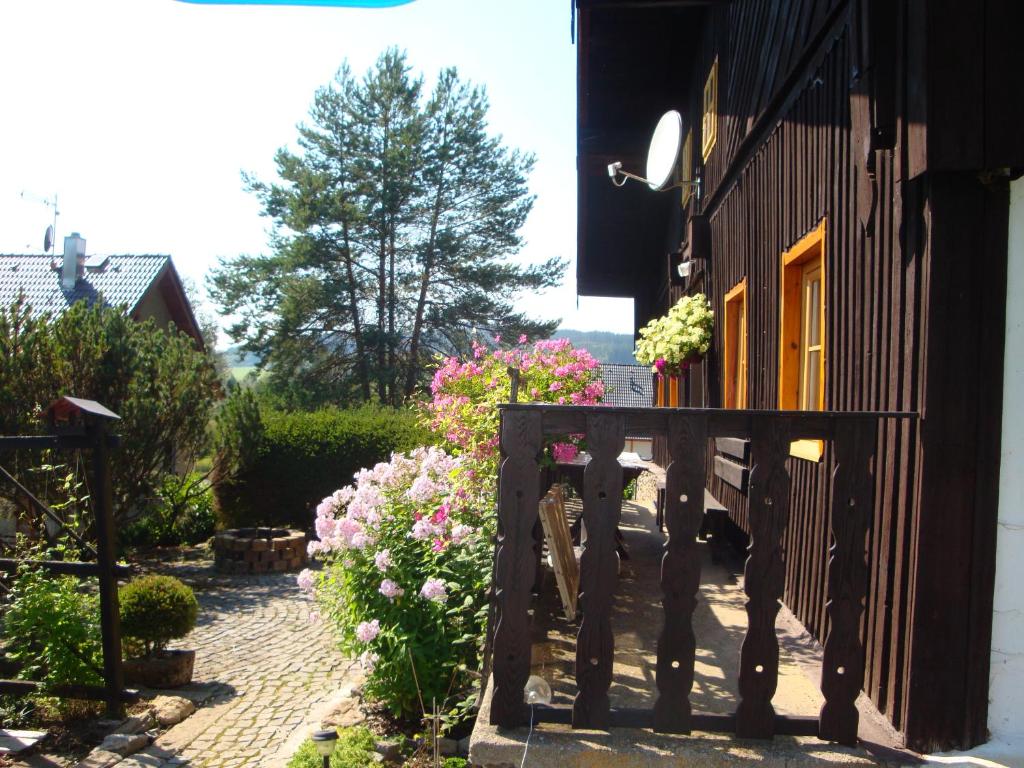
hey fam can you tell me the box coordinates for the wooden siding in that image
[698,23,926,732]
[585,0,1015,753]
[637,0,1008,751]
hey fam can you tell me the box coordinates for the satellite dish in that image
[44,225,54,253]
[645,110,683,191]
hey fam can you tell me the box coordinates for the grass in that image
[286,728,378,768]
[285,727,468,768]
[230,365,259,382]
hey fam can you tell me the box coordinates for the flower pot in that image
[122,649,195,689]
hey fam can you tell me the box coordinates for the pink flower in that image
[549,380,563,392]
[494,334,502,343]
[419,578,448,603]
[518,334,528,344]
[411,518,434,540]
[407,475,440,502]
[374,549,392,572]
[552,442,579,463]
[654,358,666,373]
[356,618,380,643]
[356,619,381,643]
[308,610,321,624]
[431,538,447,553]
[296,568,315,593]
[379,579,404,600]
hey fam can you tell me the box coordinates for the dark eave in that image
[575,1,707,298]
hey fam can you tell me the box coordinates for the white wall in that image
[990,176,1024,742]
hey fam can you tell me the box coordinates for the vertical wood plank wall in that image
[643,2,925,737]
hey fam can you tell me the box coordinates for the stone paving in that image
[125,556,360,768]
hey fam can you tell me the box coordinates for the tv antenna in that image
[20,191,60,254]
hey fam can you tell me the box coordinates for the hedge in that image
[213,405,428,530]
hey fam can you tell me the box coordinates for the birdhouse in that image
[41,396,120,435]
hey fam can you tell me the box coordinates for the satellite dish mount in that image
[607,110,700,199]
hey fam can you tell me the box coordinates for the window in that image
[779,219,826,461]
[680,128,694,207]
[654,375,680,407]
[723,278,747,408]
[701,57,718,161]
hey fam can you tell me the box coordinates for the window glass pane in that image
[738,298,746,408]
[809,277,821,346]
[731,329,741,406]
[806,349,820,410]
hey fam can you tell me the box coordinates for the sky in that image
[0,0,636,344]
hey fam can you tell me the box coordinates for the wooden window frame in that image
[723,278,748,409]
[655,374,681,407]
[701,58,718,161]
[680,128,694,207]
[779,219,826,462]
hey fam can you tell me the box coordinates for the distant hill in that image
[224,346,261,367]
[556,329,638,365]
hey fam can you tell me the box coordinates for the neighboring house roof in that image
[600,363,653,409]
[0,253,203,346]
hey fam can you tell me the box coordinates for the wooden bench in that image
[655,478,731,564]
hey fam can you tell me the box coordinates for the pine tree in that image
[209,49,562,407]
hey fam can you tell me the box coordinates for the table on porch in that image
[554,450,658,558]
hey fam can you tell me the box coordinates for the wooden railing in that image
[489,404,913,745]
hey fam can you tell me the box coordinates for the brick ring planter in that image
[213,527,307,574]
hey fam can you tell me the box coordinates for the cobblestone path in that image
[129,558,358,768]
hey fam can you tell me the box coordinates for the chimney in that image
[62,233,86,290]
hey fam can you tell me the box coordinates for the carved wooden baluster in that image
[819,418,877,745]
[736,417,792,739]
[654,413,708,733]
[573,412,625,729]
[490,409,542,727]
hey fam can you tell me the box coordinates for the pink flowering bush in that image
[303,338,604,726]
[300,446,492,722]
[427,337,604,477]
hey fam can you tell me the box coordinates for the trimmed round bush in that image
[119,575,198,657]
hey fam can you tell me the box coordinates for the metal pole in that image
[88,415,124,719]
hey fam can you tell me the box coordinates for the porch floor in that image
[470,497,914,767]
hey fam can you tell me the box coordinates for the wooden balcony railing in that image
[489,404,914,745]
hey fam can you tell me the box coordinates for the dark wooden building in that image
[575,0,1023,752]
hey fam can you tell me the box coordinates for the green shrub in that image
[2,566,103,690]
[121,473,216,549]
[213,404,428,530]
[0,297,220,524]
[119,575,198,657]
[286,728,378,768]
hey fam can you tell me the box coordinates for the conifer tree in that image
[209,49,562,407]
